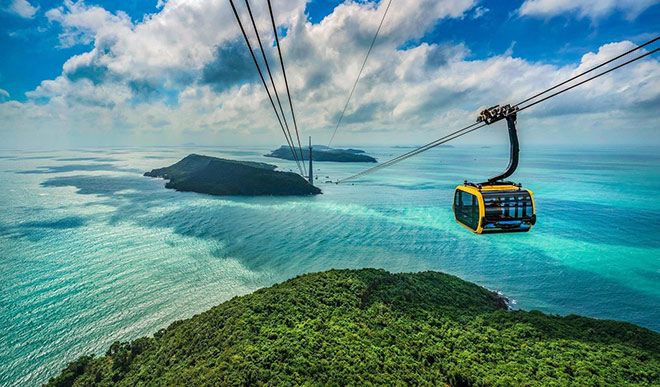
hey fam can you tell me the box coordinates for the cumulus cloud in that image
[518,0,659,21]
[46,0,133,48]
[1,0,659,148]
[0,88,9,100]
[1,0,39,18]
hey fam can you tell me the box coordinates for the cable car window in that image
[507,196,515,218]
[523,195,533,217]
[455,190,479,230]
[483,192,532,221]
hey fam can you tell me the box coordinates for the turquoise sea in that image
[1,145,659,386]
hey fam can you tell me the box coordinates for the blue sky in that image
[1,0,659,148]
[0,0,160,101]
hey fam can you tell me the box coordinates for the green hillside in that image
[47,269,660,386]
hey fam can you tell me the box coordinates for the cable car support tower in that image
[308,136,313,185]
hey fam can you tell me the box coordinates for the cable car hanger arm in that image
[475,104,520,185]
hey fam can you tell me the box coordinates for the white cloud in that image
[518,0,659,21]
[1,0,659,148]
[0,88,9,100]
[46,0,133,48]
[472,6,489,19]
[1,0,39,18]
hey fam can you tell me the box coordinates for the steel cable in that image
[328,0,393,147]
[233,0,303,174]
[267,0,306,174]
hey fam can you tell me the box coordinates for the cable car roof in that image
[457,184,528,193]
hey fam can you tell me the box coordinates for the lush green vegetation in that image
[47,269,660,386]
[144,154,321,196]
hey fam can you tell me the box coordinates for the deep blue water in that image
[1,145,659,386]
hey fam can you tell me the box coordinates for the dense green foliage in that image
[265,146,377,162]
[144,154,321,196]
[47,269,660,386]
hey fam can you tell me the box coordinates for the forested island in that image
[47,269,660,386]
[265,145,377,162]
[144,154,321,196]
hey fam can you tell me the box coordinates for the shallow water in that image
[1,145,659,386]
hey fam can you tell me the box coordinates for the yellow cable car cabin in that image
[453,105,536,234]
[454,184,535,234]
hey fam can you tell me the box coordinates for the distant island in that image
[144,154,320,196]
[265,145,377,163]
[392,145,454,149]
[47,269,660,386]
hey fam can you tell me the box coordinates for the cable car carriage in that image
[453,105,536,234]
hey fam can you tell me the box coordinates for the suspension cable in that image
[337,41,660,183]
[267,0,306,174]
[242,0,304,175]
[328,0,393,147]
[340,122,481,181]
[518,46,660,113]
[514,36,660,107]
[337,122,484,183]
[229,0,302,175]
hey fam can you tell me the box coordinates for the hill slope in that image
[47,269,660,386]
[144,154,321,196]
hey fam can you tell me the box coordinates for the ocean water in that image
[1,145,659,386]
